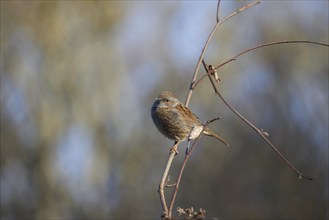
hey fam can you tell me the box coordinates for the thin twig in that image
[168,118,220,218]
[158,141,180,219]
[185,1,260,107]
[163,1,261,218]
[202,60,313,181]
[216,0,221,23]
[219,1,260,27]
[194,41,328,90]
[168,138,200,219]
[214,40,329,71]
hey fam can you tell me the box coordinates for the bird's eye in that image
[164,98,169,102]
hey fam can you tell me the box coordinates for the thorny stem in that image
[216,0,221,23]
[157,0,326,217]
[202,60,313,181]
[214,40,329,71]
[159,1,261,219]
[168,118,220,218]
[168,141,197,218]
[158,141,180,219]
[185,1,260,107]
[194,41,328,88]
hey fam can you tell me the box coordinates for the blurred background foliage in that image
[1,1,328,219]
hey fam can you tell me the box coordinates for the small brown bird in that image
[151,91,229,149]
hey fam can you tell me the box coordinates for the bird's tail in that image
[203,127,229,146]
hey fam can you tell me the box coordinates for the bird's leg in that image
[169,141,180,155]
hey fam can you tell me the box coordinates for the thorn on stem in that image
[206,117,221,125]
[260,128,269,137]
[165,183,177,188]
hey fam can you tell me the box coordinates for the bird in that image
[151,91,229,153]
